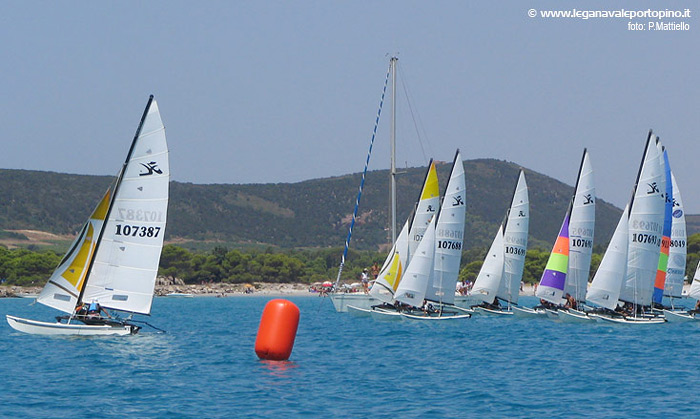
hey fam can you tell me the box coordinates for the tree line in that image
[2,234,699,287]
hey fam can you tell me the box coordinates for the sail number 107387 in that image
[115,225,161,238]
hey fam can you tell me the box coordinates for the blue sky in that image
[1,1,697,212]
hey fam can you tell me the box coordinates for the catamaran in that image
[468,169,529,316]
[372,150,470,321]
[583,131,666,325]
[6,96,169,336]
[530,150,595,320]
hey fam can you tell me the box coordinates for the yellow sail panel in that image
[383,252,404,291]
[60,223,96,288]
[91,189,112,221]
[420,161,439,200]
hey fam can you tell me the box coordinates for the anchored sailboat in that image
[6,96,169,336]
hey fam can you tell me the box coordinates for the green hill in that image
[0,159,657,252]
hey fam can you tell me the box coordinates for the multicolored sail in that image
[652,149,673,304]
[664,172,687,298]
[536,212,570,304]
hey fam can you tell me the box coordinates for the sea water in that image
[1,295,700,418]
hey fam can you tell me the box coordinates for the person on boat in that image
[87,301,111,319]
[370,262,379,280]
[360,269,370,293]
[564,293,577,310]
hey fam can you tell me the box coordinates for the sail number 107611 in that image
[115,225,161,238]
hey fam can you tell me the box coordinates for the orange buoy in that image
[255,299,300,361]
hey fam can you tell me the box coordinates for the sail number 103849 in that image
[115,225,161,238]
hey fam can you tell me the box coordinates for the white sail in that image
[370,218,410,303]
[620,135,665,306]
[470,225,505,303]
[587,205,630,310]
[36,189,113,314]
[688,261,700,300]
[565,150,595,302]
[408,160,440,260]
[664,172,686,298]
[394,216,436,307]
[498,170,529,304]
[425,151,466,305]
[82,98,169,315]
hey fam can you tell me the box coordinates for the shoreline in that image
[1,283,692,299]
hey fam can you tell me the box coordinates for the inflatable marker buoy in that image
[255,299,300,361]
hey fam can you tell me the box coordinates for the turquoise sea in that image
[2,295,700,418]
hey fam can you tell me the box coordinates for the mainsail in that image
[565,150,595,302]
[537,149,595,305]
[619,133,665,307]
[586,204,630,310]
[498,170,529,305]
[664,172,687,298]
[425,151,466,305]
[37,96,168,316]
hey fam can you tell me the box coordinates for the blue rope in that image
[335,63,391,288]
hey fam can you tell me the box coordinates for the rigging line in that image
[334,62,392,289]
[397,61,431,165]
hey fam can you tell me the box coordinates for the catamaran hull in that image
[6,315,139,336]
[329,293,378,312]
[511,306,546,319]
[369,307,404,321]
[557,309,595,323]
[401,312,471,321]
[347,305,372,317]
[663,310,699,323]
[472,307,513,316]
[453,295,484,309]
[591,314,666,325]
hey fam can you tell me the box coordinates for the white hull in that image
[369,307,404,321]
[329,293,378,312]
[347,305,372,317]
[557,309,595,323]
[511,305,546,319]
[472,306,513,316]
[453,294,484,309]
[401,312,471,321]
[545,309,560,320]
[592,314,666,325]
[663,310,699,323]
[6,315,138,336]
[164,293,194,298]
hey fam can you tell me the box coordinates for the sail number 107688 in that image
[115,225,162,238]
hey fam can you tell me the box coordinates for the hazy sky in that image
[1,1,698,212]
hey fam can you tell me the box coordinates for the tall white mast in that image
[390,56,398,244]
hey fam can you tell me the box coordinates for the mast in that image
[76,95,155,307]
[390,56,398,245]
[627,130,654,217]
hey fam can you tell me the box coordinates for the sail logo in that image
[583,194,594,205]
[139,161,163,176]
[518,210,526,217]
[673,209,683,218]
[426,205,436,212]
[646,182,659,194]
[452,195,464,206]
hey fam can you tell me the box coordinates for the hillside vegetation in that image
[0,159,633,252]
